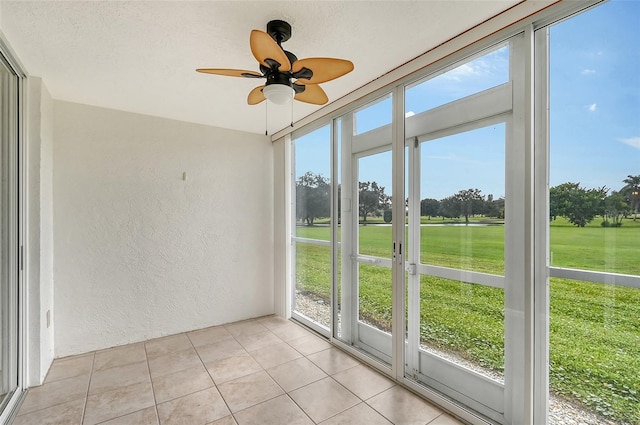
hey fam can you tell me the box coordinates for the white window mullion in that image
[391,85,406,381]
[338,113,355,343]
[406,134,421,379]
[533,25,550,425]
[504,30,534,425]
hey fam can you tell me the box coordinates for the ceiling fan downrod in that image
[266,20,292,46]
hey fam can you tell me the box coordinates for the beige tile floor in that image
[13,316,464,425]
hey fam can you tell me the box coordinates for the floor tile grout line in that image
[425,412,446,424]
[256,334,366,425]
[15,372,94,417]
[361,396,397,425]
[143,339,161,425]
[221,328,312,423]
[80,352,96,425]
[206,333,249,421]
[220,325,287,423]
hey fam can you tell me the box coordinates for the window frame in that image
[281,2,615,424]
[0,34,28,423]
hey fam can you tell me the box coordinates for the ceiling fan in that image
[196,20,354,106]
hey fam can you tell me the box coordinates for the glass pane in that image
[549,277,639,424]
[358,151,392,258]
[294,126,331,233]
[548,1,640,423]
[0,58,18,410]
[293,125,332,330]
[420,124,505,274]
[354,94,392,135]
[406,44,509,116]
[420,276,504,381]
[359,264,392,336]
[294,242,331,329]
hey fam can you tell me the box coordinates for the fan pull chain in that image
[265,101,268,136]
[290,97,294,128]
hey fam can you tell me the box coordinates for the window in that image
[0,47,23,419]
[285,2,639,423]
[291,125,332,332]
[546,1,640,423]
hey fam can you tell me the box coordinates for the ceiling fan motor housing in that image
[266,70,292,87]
[266,20,292,44]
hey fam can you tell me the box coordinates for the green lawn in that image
[294,216,640,424]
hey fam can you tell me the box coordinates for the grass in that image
[294,216,640,424]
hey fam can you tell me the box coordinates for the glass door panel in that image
[336,94,394,366]
[404,40,514,423]
[418,125,506,383]
[412,125,507,420]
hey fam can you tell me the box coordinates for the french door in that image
[335,94,395,366]
[333,36,527,424]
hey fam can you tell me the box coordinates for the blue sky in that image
[549,0,639,192]
[295,0,639,201]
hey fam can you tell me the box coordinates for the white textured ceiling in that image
[1,1,522,135]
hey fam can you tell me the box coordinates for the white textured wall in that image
[27,77,54,385]
[53,101,273,356]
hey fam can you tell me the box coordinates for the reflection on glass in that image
[548,1,640,423]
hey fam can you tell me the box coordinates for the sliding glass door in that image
[0,50,22,418]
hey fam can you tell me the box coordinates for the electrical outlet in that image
[46,310,51,328]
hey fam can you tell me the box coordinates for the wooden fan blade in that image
[248,85,266,105]
[292,58,354,84]
[294,84,328,105]
[250,30,291,72]
[196,68,263,78]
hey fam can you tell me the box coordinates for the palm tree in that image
[622,174,640,220]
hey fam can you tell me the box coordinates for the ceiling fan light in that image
[263,84,294,105]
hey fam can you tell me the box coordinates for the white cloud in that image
[442,63,476,81]
[620,137,640,150]
[581,69,596,76]
[405,111,415,118]
[587,103,597,112]
[443,59,494,81]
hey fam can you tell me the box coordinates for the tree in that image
[602,192,629,227]
[453,188,485,224]
[622,174,640,220]
[549,182,607,227]
[296,172,330,226]
[420,198,440,219]
[359,181,390,222]
[438,196,461,219]
[484,194,504,218]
